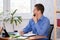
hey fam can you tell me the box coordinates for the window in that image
[0,0,3,12]
[11,0,31,15]
[0,0,3,20]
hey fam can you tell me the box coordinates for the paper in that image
[9,32,36,39]
[23,33,36,37]
[17,36,28,39]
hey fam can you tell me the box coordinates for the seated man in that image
[19,3,50,40]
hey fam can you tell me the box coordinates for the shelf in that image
[56,10,60,13]
[57,27,60,29]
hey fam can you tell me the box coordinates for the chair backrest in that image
[47,24,54,40]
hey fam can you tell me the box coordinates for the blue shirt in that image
[23,16,50,40]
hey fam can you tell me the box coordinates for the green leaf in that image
[11,9,17,16]
[4,18,10,22]
[6,18,10,21]
[17,16,22,22]
[17,19,21,24]
[10,17,14,24]
[14,19,17,25]
[0,11,4,15]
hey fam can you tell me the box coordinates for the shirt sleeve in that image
[23,20,32,34]
[35,20,50,36]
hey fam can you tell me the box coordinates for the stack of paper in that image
[23,34,36,37]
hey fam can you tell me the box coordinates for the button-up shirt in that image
[23,16,50,40]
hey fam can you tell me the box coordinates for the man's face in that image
[33,7,41,15]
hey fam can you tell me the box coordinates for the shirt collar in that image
[38,15,44,21]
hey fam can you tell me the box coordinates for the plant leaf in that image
[4,18,10,22]
[11,9,17,16]
[17,19,21,24]
[0,11,4,15]
[17,16,22,22]
[14,19,17,25]
[10,17,14,24]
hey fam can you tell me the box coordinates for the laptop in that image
[2,28,10,37]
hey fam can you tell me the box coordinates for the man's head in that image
[33,3,44,16]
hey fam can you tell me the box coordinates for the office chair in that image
[47,24,54,40]
[33,24,54,40]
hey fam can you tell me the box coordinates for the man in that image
[20,3,50,40]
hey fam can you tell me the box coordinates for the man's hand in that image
[33,16,38,23]
[19,31,24,36]
[0,27,2,33]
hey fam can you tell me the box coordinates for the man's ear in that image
[39,10,41,14]
[37,10,40,14]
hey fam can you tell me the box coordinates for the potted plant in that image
[5,9,22,32]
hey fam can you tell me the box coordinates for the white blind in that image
[0,0,3,12]
[10,0,32,19]
[11,0,31,14]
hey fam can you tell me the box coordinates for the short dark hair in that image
[35,3,44,14]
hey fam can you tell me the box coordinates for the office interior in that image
[0,0,60,40]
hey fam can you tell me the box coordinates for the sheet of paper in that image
[23,33,36,37]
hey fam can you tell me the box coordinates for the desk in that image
[0,32,47,40]
[0,35,47,40]
[0,37,34,40]
[0,37,9,40]
[0,37,27,40]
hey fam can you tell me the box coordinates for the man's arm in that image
[19,20,32,35]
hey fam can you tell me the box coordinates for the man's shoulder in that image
[29,18,33,22]
[43,16,50,22]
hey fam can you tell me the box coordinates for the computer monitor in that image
[2,28,10,37]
